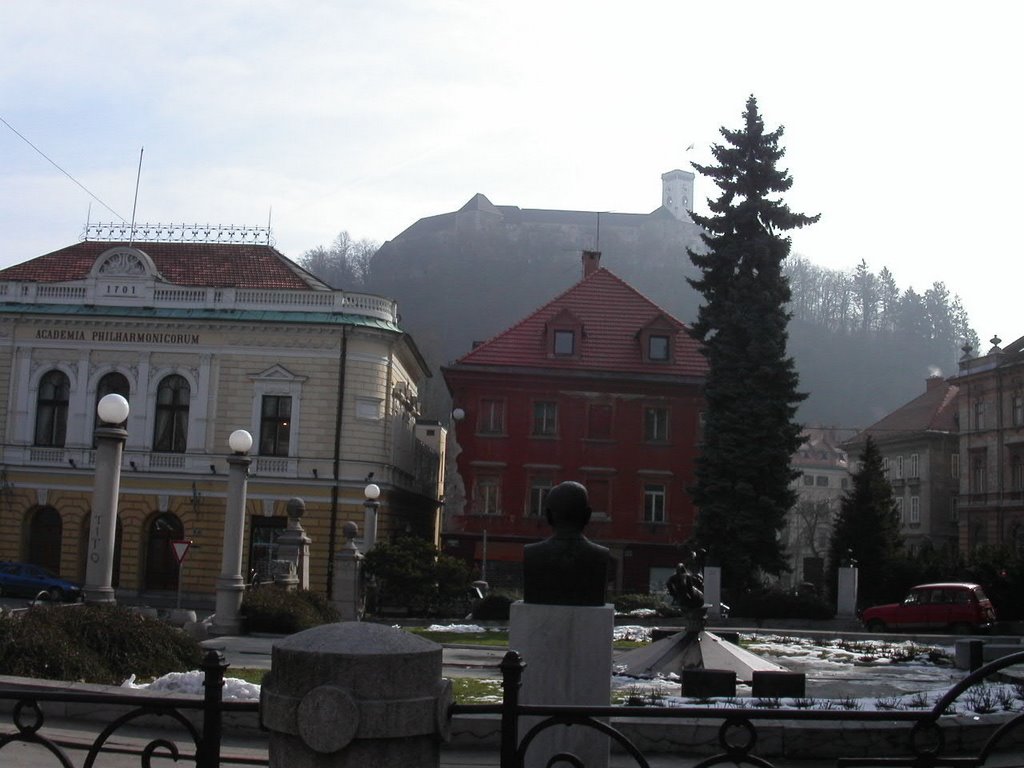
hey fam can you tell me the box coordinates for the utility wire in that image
[1,115,125,221]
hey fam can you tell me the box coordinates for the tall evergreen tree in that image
[687,96,819,591]
[828,436,904,604]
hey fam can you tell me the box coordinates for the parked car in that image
[0,562,83,602]
[860,582,996,634]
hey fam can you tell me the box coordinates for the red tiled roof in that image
[455,267,707,378]
[846,379,959,446]
[0,240,326,290]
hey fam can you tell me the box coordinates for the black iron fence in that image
[0,650,261,767]
[1,645,1023,767]
[452,649,1024,768]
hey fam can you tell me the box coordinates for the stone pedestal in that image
[276,498,312,590]
[836,566,859,618]
[702,566,722,619]
[509,602,613,768]
[261,622,450,768]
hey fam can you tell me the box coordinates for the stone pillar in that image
[362,496,379,553]
[837,566,859,618]
[211,451,251,636]
[84,420,128,604]
[509,602,613,768]
[276,498,312,590]
[332,521,364,621]
[260,622,451,768]
[702,566,723,619]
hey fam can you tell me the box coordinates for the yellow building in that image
[0,225,440,606]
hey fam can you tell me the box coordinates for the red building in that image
[442,252,707,595]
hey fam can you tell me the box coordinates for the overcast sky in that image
[2,2,1020,355]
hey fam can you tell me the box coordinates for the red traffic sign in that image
[170,540,191,564]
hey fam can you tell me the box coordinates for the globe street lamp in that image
[211,429,253,636]
[84,394,130,604]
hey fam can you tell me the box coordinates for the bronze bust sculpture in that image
[522,481,610,606]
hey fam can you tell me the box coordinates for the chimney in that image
[582,250,601,278]
[926,375,944,391]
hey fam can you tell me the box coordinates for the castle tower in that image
[661,169,695,221]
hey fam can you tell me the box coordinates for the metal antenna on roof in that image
[267,206,273,246]
[128,147,144,245]
[595,211,615,251]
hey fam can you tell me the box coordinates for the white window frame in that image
[895,497,905,524]
[909,453,920,479]
[971,451,987,493]
[1011,455,1024,491]
[249,365,305,459]
[644,406,670,442]
[532,401,558,437]
[475,476,501,515]
[643,483,666,523]
[479,399,505,435]
[527,479,552,517]
[910,496,920,524]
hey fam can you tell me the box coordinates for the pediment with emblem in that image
[90,247,163,281]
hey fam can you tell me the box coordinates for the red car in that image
[860,583,996,634]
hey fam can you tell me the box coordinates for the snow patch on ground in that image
[426,623,488,633]
[122,672,260,701]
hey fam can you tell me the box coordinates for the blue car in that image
[0,562,83,602]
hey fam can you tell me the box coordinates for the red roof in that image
[0,240,326,291]
[455,267,706,378]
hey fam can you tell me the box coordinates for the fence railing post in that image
[199,649,228,768]
[500,650,525,768]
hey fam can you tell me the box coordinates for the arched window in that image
[144,513,183,591]
[27,506,62,574]
[153,375,190,453]
[35,370,70,447]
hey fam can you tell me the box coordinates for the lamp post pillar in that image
[212,430,253,637]
[84,395,130,605]
[362,483,381,553]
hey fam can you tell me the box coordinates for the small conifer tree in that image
[828,436,904,604]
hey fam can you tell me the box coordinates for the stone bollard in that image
[260,622,451,768]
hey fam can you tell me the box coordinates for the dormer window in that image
[648,334,670,361]
[545,308,584,359]
[553,330,575,356]
[638,315,678,364]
